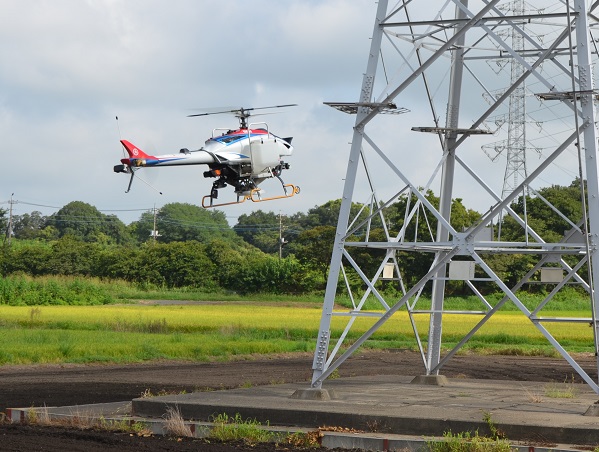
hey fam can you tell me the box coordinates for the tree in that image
[46,201,131,244]
[295,199,375,230]
[500,180,584,243]
[12,211,47,240]
[292,225,337,283]
[0,207,7,238]
[234,210,282,254]
[132,203,235,243]
[204,238,266,291]
[450,198,481,232]
[2,243,52,276]
[47,236,101,276]
[483,180,586,291]
[134,241,217,289]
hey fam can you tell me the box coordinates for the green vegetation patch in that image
[0,276,116,306]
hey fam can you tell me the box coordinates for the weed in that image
[427,430,512,452]
[284,431,321,448]
[427,413,510,452]
[58,341,75,358]
[67,408,98,428]
[25,409,37,424]
[545,381,577,398]
[113,318,168,334]
[522,386,543,403]
[140,388,153,398]
[146,318,168,334]
[98,417,152,435]
[163,406,192,437]
[209,412,274,445]
[482,411,504,440]
[29,307,41,324]
[130,421,153,436]
[545,375,578,399]
[329,369,341,379]
[25,406,51,425]
[366,419,387,433]
[140,388,187,398]
[37,405,51,425]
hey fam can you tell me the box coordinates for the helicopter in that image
[113,104,300,208]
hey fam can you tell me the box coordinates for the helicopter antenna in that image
[115,116,122,138]
[115,116,127,159]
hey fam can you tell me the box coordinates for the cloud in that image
[1,0,581,228]
[0,0,378,223]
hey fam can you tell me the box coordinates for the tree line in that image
[0,180,588,295]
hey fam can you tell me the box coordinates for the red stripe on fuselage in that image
[229,129,268,135]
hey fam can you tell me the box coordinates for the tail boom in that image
[117,139,216,168]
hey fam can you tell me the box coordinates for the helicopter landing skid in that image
[250,184,300,203]
[201,184,300,208]
[201,193,250,209]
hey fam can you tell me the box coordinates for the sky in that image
[0,0,589,227]
[0,0,373,225]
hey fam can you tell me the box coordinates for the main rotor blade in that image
[187,104,297,118]
[247,104,297,112]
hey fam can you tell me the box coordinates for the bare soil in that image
[1,350,596,451]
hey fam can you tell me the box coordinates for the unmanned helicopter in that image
[113,104,300,208]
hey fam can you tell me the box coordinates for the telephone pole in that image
[5,193,15,245]
[278,212,287,260]
[150,206,161,243]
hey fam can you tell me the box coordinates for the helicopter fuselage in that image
[120,129,292,170]
[115,128,294,200]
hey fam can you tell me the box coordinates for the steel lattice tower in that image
[310,0,599,393]
[482,0,529,234]
[503,0,528,199]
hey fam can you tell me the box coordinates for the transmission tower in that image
[481,0,531,235]
[309,0,599,394]
[502,0,528,198]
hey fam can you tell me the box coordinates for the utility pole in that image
[150,206,161,243]
[278,211,287,260]
[5,193,15,245]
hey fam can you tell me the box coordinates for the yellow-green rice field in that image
[0,304,593,365]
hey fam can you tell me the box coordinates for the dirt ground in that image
[1,350,597,451]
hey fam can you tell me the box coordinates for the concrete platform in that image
[8,375,599,450]
[131,375,599,447]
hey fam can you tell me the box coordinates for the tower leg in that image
[310,0,389,389]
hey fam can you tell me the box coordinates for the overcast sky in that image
[0,0,587,227]
[0,0,376,224]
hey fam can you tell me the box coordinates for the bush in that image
[0,276,115,306]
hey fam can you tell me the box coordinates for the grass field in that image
[0,303,594,365]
